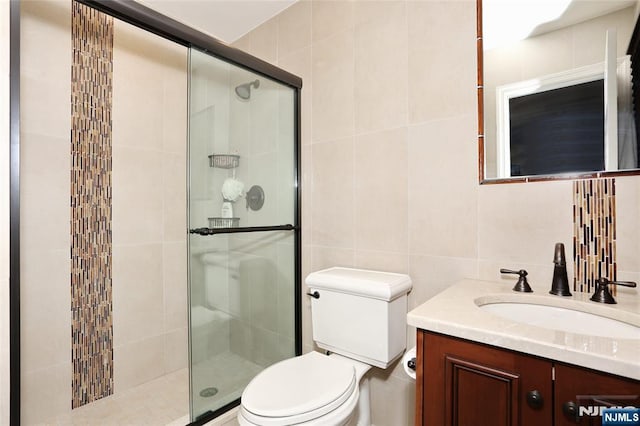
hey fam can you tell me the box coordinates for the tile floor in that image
[60,369,188,425]
[46,351,262,425]
[191,351,264,419]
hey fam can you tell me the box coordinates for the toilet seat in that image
[240,352,358,425]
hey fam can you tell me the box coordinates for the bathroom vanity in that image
[407,280,640,426]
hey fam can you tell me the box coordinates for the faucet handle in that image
[500,268,533,293]
[590,277,638,304]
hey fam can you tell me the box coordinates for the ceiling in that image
[484,0,637,50]
[531,0,636,37]
[137,0,297,44]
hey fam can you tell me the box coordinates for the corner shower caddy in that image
[207,154,241,229]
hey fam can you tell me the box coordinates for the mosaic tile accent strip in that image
[572,179,617,294]
[71,2,114,409]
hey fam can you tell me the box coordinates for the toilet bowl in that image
[238,352,370,426]
[238,267,412,426]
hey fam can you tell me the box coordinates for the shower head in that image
[235,79,260,100]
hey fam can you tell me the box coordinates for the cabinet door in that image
[555,363,640,426]
[420,331,552,426]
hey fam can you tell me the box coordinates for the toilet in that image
[238,267,412,426]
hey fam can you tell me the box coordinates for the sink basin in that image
[479,302,640,339]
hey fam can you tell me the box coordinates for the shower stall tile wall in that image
[20,1,189,423]
[20,1,73,424]
[111,18,188,394]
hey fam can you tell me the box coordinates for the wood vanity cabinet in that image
[554,363,640,426]
[416,330,640,426]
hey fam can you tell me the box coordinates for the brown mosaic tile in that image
[573,178,617,294]
[71,2,114,408]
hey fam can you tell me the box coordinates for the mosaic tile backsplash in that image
[71,2,114,408]
[573,178,617,294]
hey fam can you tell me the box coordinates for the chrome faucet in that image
[549,242,571,296]
[590,277,637,304]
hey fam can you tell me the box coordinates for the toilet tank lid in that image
[306,267,412,301]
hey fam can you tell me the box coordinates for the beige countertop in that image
[407,279,640,380]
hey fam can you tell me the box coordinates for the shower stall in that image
[187,49,301,421]
[10,1,301,425]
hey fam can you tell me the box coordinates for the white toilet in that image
[238,267,412,426]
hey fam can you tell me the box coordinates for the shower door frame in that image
[8,1,302,425]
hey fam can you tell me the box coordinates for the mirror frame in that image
[477,0,640,184]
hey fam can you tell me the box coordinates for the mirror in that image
[479,0,640,183]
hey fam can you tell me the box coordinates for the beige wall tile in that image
[113,243,164,346]
[164,241,188,331]
[21,73,70,139]
[112,146,164,244]
[301,145,313,243]
[615,177,640,273]
[408,254,478,310]
[162,52,189,155]
[21,1,70,139]
[355,127,408,252]
[312,0,354,44]
[310,246,355,271]
[114,335,165,392]
[163,152,187,242]
[110,17,188,403]
[247,19,278,64]
[311,139,355,248]
[408,0,477,124]
[478,180,574,265]
[312,30,355,142]
[113,76,164,152]
[20,133,70,252]
[369,369,415,426]
[355,250,409,274]
[354,1,407,133]
[278,0,312,59]
[21,1,70,78]
[22,362,72,424]
[408,115,478,258]
[21,249,71,371]
[164,328,188,373]
[279,47,312,146]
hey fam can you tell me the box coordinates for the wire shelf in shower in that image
[207,217,240,229]
[209,154,240,169]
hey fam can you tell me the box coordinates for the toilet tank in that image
[306,267,412,369]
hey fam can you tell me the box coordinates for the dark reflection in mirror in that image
[478,0,640,183]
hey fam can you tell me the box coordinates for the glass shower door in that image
[187,48,298,421]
